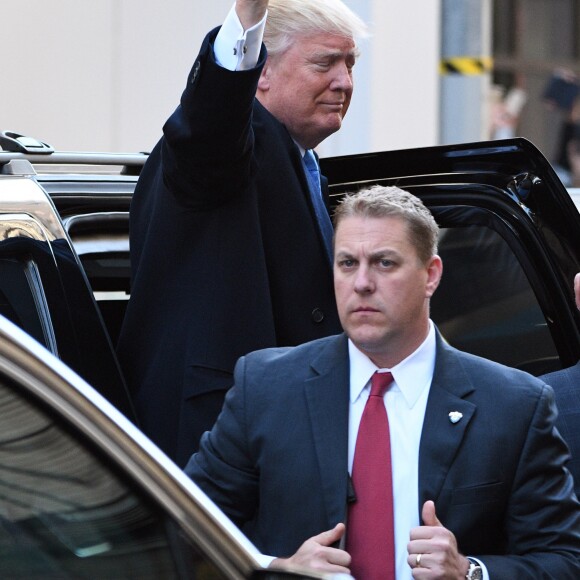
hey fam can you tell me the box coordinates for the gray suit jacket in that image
[186,332,580,578]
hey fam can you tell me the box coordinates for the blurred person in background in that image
[544,69,580,187]
[489,85,527,140]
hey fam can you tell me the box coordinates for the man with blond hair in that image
[117,0,368,465]
[187,185,580,577]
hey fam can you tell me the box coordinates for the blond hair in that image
[333,185,439,263]
[264,0,369,58]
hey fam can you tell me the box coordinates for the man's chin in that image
[347,330,384,352]
[315,116,344,141]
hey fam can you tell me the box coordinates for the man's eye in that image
[339,259,355,268]
[379,259,393,268]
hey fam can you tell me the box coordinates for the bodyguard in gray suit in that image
[186,186,580,578]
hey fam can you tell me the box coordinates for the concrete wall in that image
[1,1,440,156]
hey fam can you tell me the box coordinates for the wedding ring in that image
[416,553,422,567]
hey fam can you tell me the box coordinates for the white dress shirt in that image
[348,322,488,579]
[348,323,434,579]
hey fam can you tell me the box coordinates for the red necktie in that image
[347,371,395,580]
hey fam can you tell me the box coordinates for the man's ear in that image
[425,255,443,298]
[258,61,271,92]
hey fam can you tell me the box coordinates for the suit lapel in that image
[305,334,350,527]
[418,333,477,511]
[302,332,480,525]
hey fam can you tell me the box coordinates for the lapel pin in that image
[448,411,463,424]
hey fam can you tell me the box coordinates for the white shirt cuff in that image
[214,3,266,71]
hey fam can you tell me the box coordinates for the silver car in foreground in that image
[0,314,348,580]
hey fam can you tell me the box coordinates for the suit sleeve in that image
[160,27,268,207]
[184,355,259,527]
[541,364,580,499]
[479,384,580,578]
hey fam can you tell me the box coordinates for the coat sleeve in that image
[160,27,268,207]
[184,355,259,527]
[480,383,580,578]
[540,363,580,499]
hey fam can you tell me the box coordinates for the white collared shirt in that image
[348,322,435,579]
[348,323,488,579]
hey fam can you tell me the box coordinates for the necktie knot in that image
[370,371,393,398]
[303,149,319,175]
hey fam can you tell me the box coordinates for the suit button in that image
[190,60,201,84]
[311,308,325,323]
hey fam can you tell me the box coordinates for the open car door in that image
[322,138,580,375]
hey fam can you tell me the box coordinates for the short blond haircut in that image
[333,185,439,264]
[264,0,369,58]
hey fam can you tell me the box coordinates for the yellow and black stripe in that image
[440,56,493,76]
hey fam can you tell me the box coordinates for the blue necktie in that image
[303,149,334,264]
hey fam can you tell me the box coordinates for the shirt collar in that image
[294,141,306,158]
[348,321,436,408]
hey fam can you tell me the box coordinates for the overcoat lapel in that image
[418,333,477,512]
[305,334,350,527]
[254,100,313,206]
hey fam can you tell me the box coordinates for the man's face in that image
[257,32,356,149]
[334,215,442,368]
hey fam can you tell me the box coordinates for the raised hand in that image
[235,0,269,30]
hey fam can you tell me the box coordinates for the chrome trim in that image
[0,151,147,166]
[23,260,59,356]
[63,211,129,231]
[0,178,68,241]
[63,212,130,255]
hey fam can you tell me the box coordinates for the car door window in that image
[0,379,227,579]
[0,258,56,354]
[431,220,558,375]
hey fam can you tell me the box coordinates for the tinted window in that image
[81,251,130,346]
[0,258,55,353]
[432,224,558,374]
[0,380,226,579]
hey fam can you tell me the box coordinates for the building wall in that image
[1,1,440,156]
